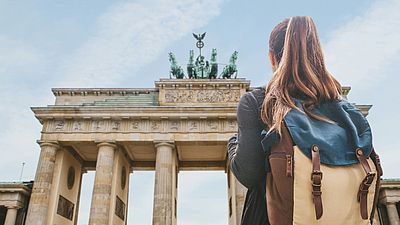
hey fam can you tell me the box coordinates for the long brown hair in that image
[261,16,342,135]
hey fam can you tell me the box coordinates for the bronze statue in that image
[195,55,206,78]
[221,51,238,79]
[187,50,196,79]
[168,33,238,79]
[208,48,218,79]
[168,52,185,79]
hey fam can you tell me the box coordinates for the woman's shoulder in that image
[239,87,266,109]
[237,87,266,127]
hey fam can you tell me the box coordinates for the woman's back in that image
[227,16,382,225]
[230,87,382,225]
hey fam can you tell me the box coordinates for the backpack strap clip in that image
[355,148,376,220]
[311,144,323,220]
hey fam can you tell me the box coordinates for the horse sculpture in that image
[220,51,238,79]
[169,52,185,79]
[187,50,196,79]
[208,48,218,79]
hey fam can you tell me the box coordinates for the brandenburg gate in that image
[6,33,398,225]
[26,78,256,225]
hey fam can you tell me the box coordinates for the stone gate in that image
[25,78,371,225]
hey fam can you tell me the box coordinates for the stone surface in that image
[46,148,83,225]
[152,142,176,225]
[108,149,131,225]
[26,142,59,225]
[88,142,116,225]
[227,169,247,225]
[386,203,400,225]
[4,207,18,225]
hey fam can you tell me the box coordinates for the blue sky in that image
[1,0,399,224]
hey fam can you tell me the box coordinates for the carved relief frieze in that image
[130,120,140,131]
[226,119,237,131]
[57,195,74,221]
[54,120,66,131]
[188,120,199,132]
[206,120,219,132]
[164,89,240,103]
[72,120,83,131]
[92,119,105,131]
[150,120,161,131]
[45,118,238,133]
[168,120,180,131]
[111,121,121,131]
[115,195,125,220]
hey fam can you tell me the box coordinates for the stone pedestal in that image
[89,142,116,225]
[4,207,18,225]
[26,141,59,225]
[152,142,177,225]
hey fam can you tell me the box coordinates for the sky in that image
[0,0,400,224]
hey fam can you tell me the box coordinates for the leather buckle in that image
[363,172,376,186]
[311,170,323,180]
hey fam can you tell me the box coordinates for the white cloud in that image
[324,0,400,88]
[0,36,49,181]
[59,0,224,87]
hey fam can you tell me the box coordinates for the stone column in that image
[26,141,59,225]
[152,142,176,225]
[74,169,85,225]
[227,169,247,225]
[386,202,400,225]
[89,142,116,225]
[4,207,18,225]
[234,179,247,224]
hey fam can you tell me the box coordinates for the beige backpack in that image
[265,122,383,225]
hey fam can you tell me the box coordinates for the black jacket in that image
[227,88,269,225]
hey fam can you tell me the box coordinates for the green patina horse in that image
[221,51,238,79]
[168,52,185,79]
[187,50,196,79]
[208,48,218,79]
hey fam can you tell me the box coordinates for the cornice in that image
[51,88,157,97]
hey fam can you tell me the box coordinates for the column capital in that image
[4,205,21,209]
[96,141,117,149]
[36,140,59,148]
[154,141,175,150]
[379,188,400,204]
[386,201,398,205]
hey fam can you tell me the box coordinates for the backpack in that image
[264,121,383,225]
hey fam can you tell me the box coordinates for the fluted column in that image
[152,141,176,225]
[89,142,116,225]
[26,141,59,225]
[4,206,18,225]
[386,202,400,225]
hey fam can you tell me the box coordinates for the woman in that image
[227,16,381,225]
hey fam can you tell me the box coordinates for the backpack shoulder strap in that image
[368,149,383,222]
[355,148,377,220]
